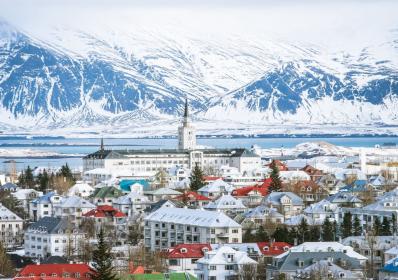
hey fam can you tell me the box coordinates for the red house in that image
[231,178,272,206]
[174,191,210,207]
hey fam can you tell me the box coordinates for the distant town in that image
[1,100,398,280]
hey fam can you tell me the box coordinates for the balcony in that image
[217,232,229,238]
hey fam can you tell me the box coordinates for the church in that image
[83,100,261,174]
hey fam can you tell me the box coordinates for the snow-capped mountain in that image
[0,20,397,136]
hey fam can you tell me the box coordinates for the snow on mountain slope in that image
[0,20,398,135]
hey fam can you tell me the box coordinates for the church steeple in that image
[178,98,196,150]
[100,137,104,151]
[183,98,189,125]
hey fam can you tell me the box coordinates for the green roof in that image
[119,273,197,280]
[91,186,123,199]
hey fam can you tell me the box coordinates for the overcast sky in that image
[0,0,397,54]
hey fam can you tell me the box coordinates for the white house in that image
[144,207,242,251]
[262,192,304,219]
[66,182,94,198]
[195,246,257,280]
[0,203,23,248]
[113,191,151,218]
[29,192,63,222]
[166,243,212,274]
[12,189,43,214]
[204,194,246,217]
[198,179,235,199]
[53,196,96,223]
[24,217,84,259]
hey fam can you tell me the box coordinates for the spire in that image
[100,137,104,151]
[184,97,189,119]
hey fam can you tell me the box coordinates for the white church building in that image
[83,100,261,175]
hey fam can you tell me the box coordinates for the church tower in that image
[178,98,196,150]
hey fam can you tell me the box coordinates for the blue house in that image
[119,179,150,192]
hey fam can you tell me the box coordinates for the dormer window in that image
[180,248,187,253]
[41,273,46,277]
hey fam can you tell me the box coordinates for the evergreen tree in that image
[60,163,74,179]
[382,217,392,236]
[332,221,338,241]
[243,227,256,243]
[189,163,205,191]
[273,226,289,243]
[24,166,34,188]
[0,240,14,277]
[255,225,269,241]
[342,212,352,238]
[268,160,282,194]
[309,226,320,241]
[37,169,49,193]
[353,216,362,236]
[92,228,116,280]
[392,214,397,235]
[373,217,382,236]
[322,218,334,241]
[298,218,309,243]
[288,227,299,245]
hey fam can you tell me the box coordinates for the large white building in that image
[24,217,84,259]
[0,203,23,248]
[144,207,242,251]
[83,100,261,176]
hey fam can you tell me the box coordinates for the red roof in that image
[83,205,126,218]
[174,191,210,202]
[167,244,212,259]
[257,242,292,256]
[17,264,95,280]
[204,176,222,182]
[232,178,271,197]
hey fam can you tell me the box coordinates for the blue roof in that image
[382,257,398,273]
[119,179,150,192]
[340,180,368,192]
[31,191,56,204]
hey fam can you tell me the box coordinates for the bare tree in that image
[0,240,14,277]
[240,264,257,280]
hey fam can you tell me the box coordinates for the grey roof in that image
[263,192,304,206]
[28,217,80,234]
[0,182,18,190]
[144,207,242,228]
[275,251,363,272]
[326,192,362,204]
[58,196,95,209]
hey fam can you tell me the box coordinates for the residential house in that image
[195,246,257,280]
[262,192,304,219]
[53,196,96,224]
[82,205,128,244]
[317,174,345,195]
[15,263,95,280]
[301,165,323,181]
[303,199,339,224]
[29,192,63,222]
[145,187,181,202]
[198,179,235,199]
[326,192,363,208]
[236,205,284,229]
[12,189,43,214]
[231,178,271,207]
[379,257,398,280]
[174,191,210,208]
[267,242,367,279]
[113,191,151,219]
[24,217,84,259]
[66,182,94,198]
[0,182,18,192]
[144,207,242,251]
[342,236,398,271]
[204,194,246,217]
[287,180,328,206]
[166,243,212,274]
[0,203,23,248]
[90,186,123,206]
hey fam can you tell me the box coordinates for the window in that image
[210,265,217,270]
[169,259,178,266]
[51,273,57,277]
[75,273,80,278]
[225,265,234,270]
[41,273,46,277]
[232,229,238,233]
[63,273,70,278]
